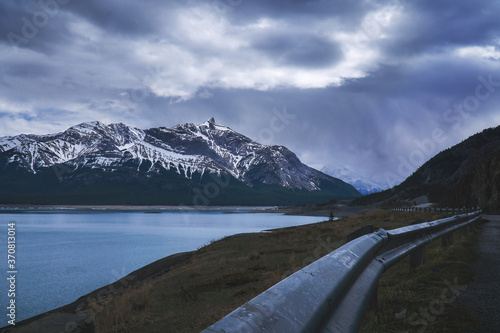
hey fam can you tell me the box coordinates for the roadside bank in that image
[4,209,454,332]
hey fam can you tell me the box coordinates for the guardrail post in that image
[442,233,453,248]
[460,226,468,238]
[410,246,425,271]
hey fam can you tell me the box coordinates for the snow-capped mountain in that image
[0,119,360,205]
[321,165,386,195]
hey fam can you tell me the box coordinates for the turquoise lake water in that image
[0,209,323,323]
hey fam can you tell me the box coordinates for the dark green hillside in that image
[353,125,500,212]
[0,160,360,206]
[0,119,361,206]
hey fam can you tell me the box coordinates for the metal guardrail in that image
[203,210,482,333]
[393,206,479,213]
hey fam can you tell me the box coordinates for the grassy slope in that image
[84,210,479,333]
[361,227,478,332]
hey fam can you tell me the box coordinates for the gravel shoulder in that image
[459,215,500,332]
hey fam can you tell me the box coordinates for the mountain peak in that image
[0,119,361,205]
[198,118,237,133]
[72,120,106,129]
[321,165,386,195]
[200,117,216,130]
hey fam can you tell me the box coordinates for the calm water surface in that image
[0,209,323,322]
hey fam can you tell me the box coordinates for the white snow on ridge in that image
[213,124,232,132]
[124,141,218,177]
[0,137,21,152]
[321,165,386,194]
[117,143,135,151]
[1,119,340,191]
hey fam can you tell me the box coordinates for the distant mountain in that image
[321,165,385,195]
[0,118,361,205]
[353,125,500,213]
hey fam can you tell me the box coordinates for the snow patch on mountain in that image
[0,119,355,193]
[321,165,386,195]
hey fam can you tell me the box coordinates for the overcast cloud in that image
[1,0,500,188]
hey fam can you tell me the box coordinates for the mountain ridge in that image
[0,119,361,205]
[321,165,385,195]
[353,125,500,212]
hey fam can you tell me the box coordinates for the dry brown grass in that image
[361,226,479,332]
[90,281,152,332]
[87,209,478,332]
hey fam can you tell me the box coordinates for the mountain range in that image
[0,118,361,206]
[354,125,500,213]
[320,165,385,195]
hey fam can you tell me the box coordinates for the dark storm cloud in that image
[3,61,51,78]
[342,59,495,98]
[1,0,500,187]
[0,1,75,54]
[62,0,162,35]
[382,0,500,58]
[252,33,343,68]
[0,0,180,55]
[226,0,382,27]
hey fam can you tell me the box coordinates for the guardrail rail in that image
[203,210,482,333]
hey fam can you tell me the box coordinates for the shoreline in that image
[4,209,453,332]
[2,205,373,331]
[2,251,196,332]
[0,204,279,213]
[3,219,330,331]
[0,204,372,217]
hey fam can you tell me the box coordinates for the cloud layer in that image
[1,0,500,188]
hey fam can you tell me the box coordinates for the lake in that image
[0,209,324,323]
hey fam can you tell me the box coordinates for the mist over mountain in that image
[353,125,500,213]
[0,118,360,206]
[321,165,386,195]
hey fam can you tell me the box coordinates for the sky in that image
[1,0,500,188]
